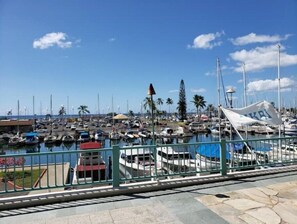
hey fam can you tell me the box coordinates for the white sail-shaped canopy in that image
[221,101,282,128]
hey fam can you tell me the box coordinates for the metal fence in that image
[0,136,297,195]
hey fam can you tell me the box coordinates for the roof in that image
[80,142,102,150]
[25,132,38,137]
[0,120,33,127]
[113,114,129,120]
[77,164,105,171]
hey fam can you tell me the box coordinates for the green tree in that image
[7,109,12,116]
[143,97,156,115]
[177,79,187,121]
[128,110,134,117]
[166,98,173,114]
[156,98,163,110]
[58,105,66,116]
[192,95,206,116]
[78,105,90,122]
[206,104,215,118]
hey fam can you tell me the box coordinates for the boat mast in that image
[67,96,69,115]
[242,63,247,107]
[217,58,221,140]
[17,100,20,134]
[97,93,100,116]
[33,96,35,131]
[112,95,115,126]
[277,44,281,138]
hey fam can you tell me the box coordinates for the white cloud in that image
[230,44,297,72]
[205,71,215,76]
[230,33,291,45]
[188,31,224,49]
[247,77,295,93]
[109,37,116,42]
[33,32,72,49]
[190,88,206,93]
[169,89,179,93]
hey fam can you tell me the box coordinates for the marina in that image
[1,113,297,194]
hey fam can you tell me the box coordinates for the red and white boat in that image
[72,142,106,184]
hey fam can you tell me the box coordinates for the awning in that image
[113,114,129,120]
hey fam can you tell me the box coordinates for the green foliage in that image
[177,79,187,120]
[192,95,206,115]
[0,169,43,188]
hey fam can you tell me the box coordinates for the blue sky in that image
[1,0,297,116]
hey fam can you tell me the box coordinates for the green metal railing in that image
[0,136,296,195]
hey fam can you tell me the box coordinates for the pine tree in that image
[177,79,187,120]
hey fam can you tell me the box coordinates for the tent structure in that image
[112,114,129,120]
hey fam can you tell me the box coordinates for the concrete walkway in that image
[28,163,70,195]
[0,170,296,224]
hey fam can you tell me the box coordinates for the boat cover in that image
[196,144,231,160]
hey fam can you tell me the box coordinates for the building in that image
[0,119,34,133]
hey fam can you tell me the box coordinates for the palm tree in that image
[156,98,163,120]
[78,105,90,125]
[156,98,163,110]
[192,95,206,117]
[58,105,66,128]
[7,109,12,116]
[58,105,66,117]
[128,110,134,117]
[206,104,215,118]
[166,98,173,114]
[143,97,156,115]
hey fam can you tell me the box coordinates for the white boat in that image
[95,129,106,141]
[72,142,106,184]
[8,134,25,147]
[283,120,297,135]
[109,131,121,140]
[120,145,160,177]
[156,145,196,174]
[24,132,39,145]
[44,135,57,145]
[138,129,151,138]
[159,127,174,137]
[62,134,75,143]
[210,126,220,135]
[188,122,208,133]
[124,130,139,139]
[159,127,175,144]
[175,126,193,137]
[77,131,90,142]
[279,140,297,155]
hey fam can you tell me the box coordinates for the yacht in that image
[72,142,106,184]
[119,145,159,177]
[156,145,196,174]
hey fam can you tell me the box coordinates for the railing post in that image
[112,145,120,188]
[220,138,227,176]
[153,144,159,182]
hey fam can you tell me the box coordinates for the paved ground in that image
[0,170,296,224]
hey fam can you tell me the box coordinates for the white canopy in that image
[221,101,282,128]
[113,114,129,120]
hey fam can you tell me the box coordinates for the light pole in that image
[226,87,236,108]
[148,83,156,144]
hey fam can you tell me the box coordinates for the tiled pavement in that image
[0,170,296,224]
